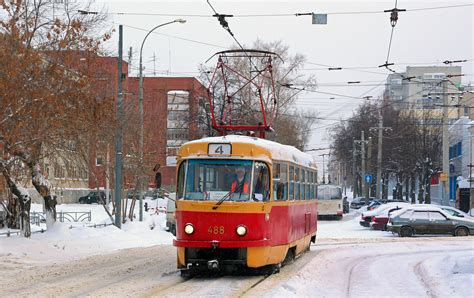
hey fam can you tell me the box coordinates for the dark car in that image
[79,191,106,204]
[144,189,160,200]
[366,200,383,211]
[127,189,139,200]
[350,197,375,209]
[387,206,474,237]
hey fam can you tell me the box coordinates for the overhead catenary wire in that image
[103,3,474,18]
[120,23,228,49]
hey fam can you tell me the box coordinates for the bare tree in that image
[0,0,111,235]
[331,101,442,200]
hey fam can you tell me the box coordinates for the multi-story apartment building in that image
[385,66,463,111]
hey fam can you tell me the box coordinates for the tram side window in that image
[301,169,306,200]
[272,163,280,201]
[314,171,318,199]
[305,171,311,200]
[295,167,300,200]
[176,161,187,199]
[289,166,294,200]
[280,163,288,201]
[308,171,313,200]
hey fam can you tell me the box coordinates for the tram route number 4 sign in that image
[208,143,232,155]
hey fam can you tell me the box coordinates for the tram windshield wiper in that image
[212,191,232,210]
[212,181,245,210]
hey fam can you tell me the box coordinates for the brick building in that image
[87,56,207,191]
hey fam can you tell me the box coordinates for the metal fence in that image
[30,211,92,226]
[0,222,115,237]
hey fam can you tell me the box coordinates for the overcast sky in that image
[95,0,474,171]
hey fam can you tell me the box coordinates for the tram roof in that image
[185,135,316,168]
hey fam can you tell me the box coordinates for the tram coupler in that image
[207,259,219,270]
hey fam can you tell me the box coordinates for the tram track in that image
[1,237,471,296]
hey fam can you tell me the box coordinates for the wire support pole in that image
[442,78,450,205]
[115,25,124,228]
[370,112,392,199]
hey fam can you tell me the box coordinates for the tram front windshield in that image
[179,159,269,201]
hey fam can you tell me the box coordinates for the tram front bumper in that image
[174,238,269,248]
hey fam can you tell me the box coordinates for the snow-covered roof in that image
[400,205,447,212]
[362,202,410,217]
[186,135,316,168]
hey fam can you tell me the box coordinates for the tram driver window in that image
[253,162,270,202]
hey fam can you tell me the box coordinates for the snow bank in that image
[0,199,174,264]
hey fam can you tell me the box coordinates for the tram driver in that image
[231,166,250,195]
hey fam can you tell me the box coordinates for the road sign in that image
[365,174,372,184]
[312,14,327,24]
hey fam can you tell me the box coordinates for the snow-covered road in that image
[1,237,472,297]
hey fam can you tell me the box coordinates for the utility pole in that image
[361,131,366,201]
[320,153,331,184]
[114,25,124,228]
[370,111,392,199]
[442,78,449,205]
[352,140,357,198]
[354,132,369,203]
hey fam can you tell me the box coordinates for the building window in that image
[96,157,103,166]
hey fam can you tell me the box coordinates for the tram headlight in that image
[236,225,247,236]
[184,223,194,235]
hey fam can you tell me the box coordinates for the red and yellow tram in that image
[173,135,318,275]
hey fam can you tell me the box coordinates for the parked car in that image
[144,189,160,200]
[165,193,176,236]
[360,202,410,227]
[350,197,375,209]
[438,205,472,218]
[126,189,139,200]
[387,205,474,237]
[78,191,106,204]
[366,200,382,211]
[372,204,472,231]
[371,205,409,230]
[367,199,407,211]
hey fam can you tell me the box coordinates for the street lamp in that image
[138,19,186,221]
